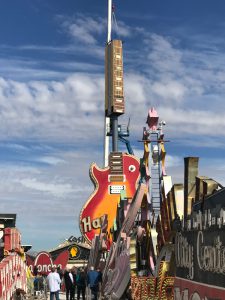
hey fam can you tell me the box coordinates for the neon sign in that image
[27,251,69,275]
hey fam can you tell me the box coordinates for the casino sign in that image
[27,237,90,273]
[49,239,90,267]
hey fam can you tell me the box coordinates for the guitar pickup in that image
[109,185,126,194]
[108,175,126,182]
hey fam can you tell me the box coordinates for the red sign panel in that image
[4,227,21,252]
[174,277,225,300]
[27,250,69,275]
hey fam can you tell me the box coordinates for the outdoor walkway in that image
[58,292,66,300]
[39,291,93,300]
[58,291,94,300]
[30,288,97,300]
[28,292,67,300]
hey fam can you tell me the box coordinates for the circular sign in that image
[33,251,53,275]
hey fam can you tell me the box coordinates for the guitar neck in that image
[109,152,124,182]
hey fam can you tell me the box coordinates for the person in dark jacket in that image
[76,268,86,300]
[71,267,77,300]
[57,266,63,290]
[87,267,101,300]
[64,268,76,300]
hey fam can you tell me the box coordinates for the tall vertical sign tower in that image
[104,0,125,166]
[79,0,140,246]
[105,40,124,117]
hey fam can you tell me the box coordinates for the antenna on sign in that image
[112,4,121,39]
[107,0,112,43]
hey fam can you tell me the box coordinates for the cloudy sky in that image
[1,0,225,250]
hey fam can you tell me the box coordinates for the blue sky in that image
[1,0,225,250]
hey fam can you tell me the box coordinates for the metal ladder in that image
[149,132,162,227]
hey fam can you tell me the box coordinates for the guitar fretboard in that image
[109,152,124,182]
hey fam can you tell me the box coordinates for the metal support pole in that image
[112,116,118,152]
[104,117,110,167]
[104,0,113,167]
[107,0,112,43]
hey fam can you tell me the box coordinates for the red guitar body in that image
[80,154,140,245]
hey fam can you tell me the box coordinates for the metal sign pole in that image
[104,0,113,167]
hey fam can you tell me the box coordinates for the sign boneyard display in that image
[76,2,225,299]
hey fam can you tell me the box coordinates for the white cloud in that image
[37,156,65,165]
[0,148,94,218]
[112,20,133,37]
[125,73,149,104]
[1,143,30,151]
[19,178,74,197]
[61,14,135,45]
[166,155,182,168]
[63,16,106,45]
[1,30,225,148]
[147,33,183,76]
[151,80,186,102]
[0,74,104,142]
[157,106,225,137]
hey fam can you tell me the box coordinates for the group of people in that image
[46,266,102,300]
[63,267,86,300]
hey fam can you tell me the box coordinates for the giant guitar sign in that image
[80,152,140,245]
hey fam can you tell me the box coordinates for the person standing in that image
[64,268,75,300]
[97,268,102,299]
[47,267,61,300]
[57,266,63,289]
[71,267,77,300]
[87,267,101,300]
[76,268,86,300]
